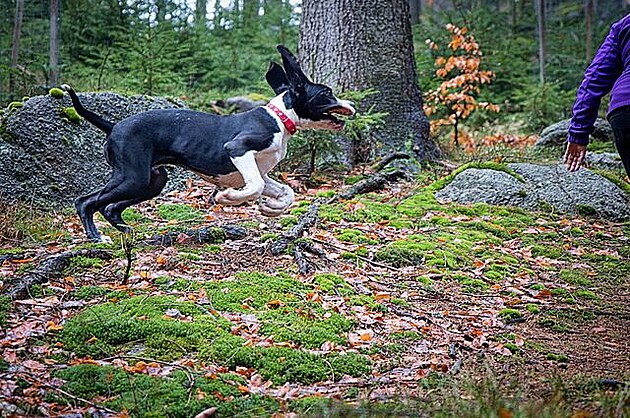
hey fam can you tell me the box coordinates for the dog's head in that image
[266,45,356,131]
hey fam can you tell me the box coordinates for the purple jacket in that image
[568,13,630,145]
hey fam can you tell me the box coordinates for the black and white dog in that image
[63,45,355,242]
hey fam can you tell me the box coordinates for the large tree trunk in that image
[299,0,440,166]
[585,0,594,61]
[10,0,25,92]
[195,0,208,28]
[50,0,59,87]
[536,0,546,84]
[409,0,421,24]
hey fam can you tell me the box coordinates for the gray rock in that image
[226,96,266,113]
[535,117,614,147]
[585,152,624,171]
[435,163,630,221]
[0,92,190,209]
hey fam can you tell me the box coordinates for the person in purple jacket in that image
[565,13,630,177]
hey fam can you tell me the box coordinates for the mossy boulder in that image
[0,92,188,208]
[435,163,630,221]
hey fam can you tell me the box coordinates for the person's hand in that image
[564,142,587,172]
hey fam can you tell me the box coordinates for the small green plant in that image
[498,308,522,320]
[49,87,65,99]
[61,107,82,124]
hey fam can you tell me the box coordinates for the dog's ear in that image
[276,45,309,90]
[265,61,290,95]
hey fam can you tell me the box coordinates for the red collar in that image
[265,103,297,135]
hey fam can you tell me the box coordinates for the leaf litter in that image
[1,176,629,416]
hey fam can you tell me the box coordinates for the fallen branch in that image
[334,170,410,202]
[270,160,411,273]
[4,249,112,300]
[371,152,411,172]
[144,224,248,246]
[270,199,323,257]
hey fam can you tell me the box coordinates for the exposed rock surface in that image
[535,118,614,147]
[0,92,191,208]
[435,163,630,221]
[226,96,267,113]
[585,152,625,171]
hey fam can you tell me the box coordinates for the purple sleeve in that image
[568,23,623,145]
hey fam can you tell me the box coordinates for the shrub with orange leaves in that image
[424,24,499,147]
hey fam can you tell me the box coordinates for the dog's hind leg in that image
[101,166,168,232]
[76,168,153,242]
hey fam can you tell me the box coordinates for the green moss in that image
[259,309,354,348]
[503,342,520,354]
[576,204,598,217]
[73,286,130,301]
[344,175,364,185]
[546,352,569,363]
[526,304,541,314]
[498,308,522,320]
[157,203,203,222]
[416,276,434,286]
[428,161,525,193]
[58,365,278,417]
[558,269,592,286]
[204,244,222,253]
[8,101,23,111]
[313,273,354,296]
[61,295,230,360]
[0,296,10,328]
[260,232,278,242]
[375,230,489,268]
[279,216,298,228]
[594,170,630,195]
[49,87,65,99]
[335,228,378,245]
[66,256,104,272]
[575,289,599,300]
[315,190,336,198]
[531,244,565,259]
[61,107,82,124]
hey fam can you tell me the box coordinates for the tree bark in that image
[585,0,594,61]
[50,0,59,87]
[195,0,208,28]
[536,0,546,84]
[299,0,440,166]
[409,0,421,24]
[10,0,25,91]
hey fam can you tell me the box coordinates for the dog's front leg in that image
[215,150,265,206]
[259,175,295,217]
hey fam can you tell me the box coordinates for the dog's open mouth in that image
[323,106,355,130]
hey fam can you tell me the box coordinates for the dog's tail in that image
[61,84,114,135]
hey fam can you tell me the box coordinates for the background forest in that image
[1,0,626,138]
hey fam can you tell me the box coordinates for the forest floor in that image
[1,165,629,417]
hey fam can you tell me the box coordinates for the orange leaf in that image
[46,321,63,332]
[374,292,391,301]
[266,299,285,309]
[498,407,513,418]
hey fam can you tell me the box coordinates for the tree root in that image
[4,249,112,300]
[271,154,411,274]
[143,224,248,246]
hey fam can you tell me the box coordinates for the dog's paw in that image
[90,234,113,244]
[216,188,261,206]
[259,198,290,217]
